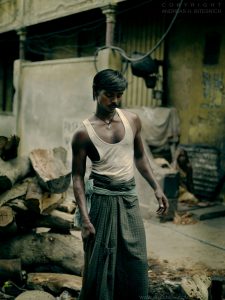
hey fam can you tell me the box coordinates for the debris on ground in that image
[148,258,225,300]
[173,211,198,225]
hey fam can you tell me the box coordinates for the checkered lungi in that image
[78,174,149,300]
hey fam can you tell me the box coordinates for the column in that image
[101,4,117,47]
[17,28,27,60]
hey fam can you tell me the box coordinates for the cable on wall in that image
[94,0,184,73]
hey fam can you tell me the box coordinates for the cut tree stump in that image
[29,148,71,193]
[27,272,82,295]
[0,206,17,236]
[15,290,55,300]
[0,157,31,194]
[0,258,22,281]
[0,232,84,275]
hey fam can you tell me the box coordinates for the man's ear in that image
[93,91,97,101]
[93,87,99,100]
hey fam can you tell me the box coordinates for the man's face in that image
[97,90,124,112]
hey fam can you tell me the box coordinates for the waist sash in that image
[74,173,136,228]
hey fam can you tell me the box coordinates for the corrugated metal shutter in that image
[116,9,165,108]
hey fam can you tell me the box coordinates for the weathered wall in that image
[167,16,225,167]
[0,114,16,136]
[16,58,96,163]
[0,0,124,33]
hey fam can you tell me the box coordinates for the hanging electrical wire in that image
[1,0,183,65]
[27,17,105,41]
[94,0,184,73]
[23,18,106,58]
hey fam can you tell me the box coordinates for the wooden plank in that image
[192,205,225,220]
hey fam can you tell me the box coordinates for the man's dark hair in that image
[92,69,128,100]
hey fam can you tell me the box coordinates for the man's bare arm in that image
[71,129,95,237]
[133,114,169,215]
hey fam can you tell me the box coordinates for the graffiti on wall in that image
[202,70,225,108]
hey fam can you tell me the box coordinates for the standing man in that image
[72,69,168,300]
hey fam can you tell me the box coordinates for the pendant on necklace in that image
[95,112,116,129]
[104,119,112,129]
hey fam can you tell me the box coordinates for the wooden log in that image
[25,178,66,214]
[27,272,82,295]
[40,192,66,214]
[0,291,14,299]
[0,156,31,194]
[0,233,84,276]
[29,148,71,194]
[7,199,28,213]
[0,180,30,207]
[0,258,22,281]
[15,290,55,300]
[56,196,76,214]
[0,206,17,237]
[14,208,73,233]
[24,177,43,213]
[52,146,67,165]
[0,206,14,227]
[35,209,74,232]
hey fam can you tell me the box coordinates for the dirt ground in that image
[148,258,225,300]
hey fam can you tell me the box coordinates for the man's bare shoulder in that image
[119,108,141,129]
[72,123,89,145]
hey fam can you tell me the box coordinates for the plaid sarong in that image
[78,173,149,300]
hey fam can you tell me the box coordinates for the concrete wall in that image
[16,57,96,165]
[167,17,225,167]
[0,114,16,136]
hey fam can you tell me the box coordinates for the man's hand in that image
[81,220,96,240]
[154,189,169,215]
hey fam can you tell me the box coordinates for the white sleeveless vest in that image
[83,108,134,182]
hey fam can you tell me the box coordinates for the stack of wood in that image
[0,145,83,299]
[0,135,20,162]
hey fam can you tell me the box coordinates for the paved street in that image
[144,211,225,271]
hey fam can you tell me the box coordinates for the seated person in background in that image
[172,147,198,205]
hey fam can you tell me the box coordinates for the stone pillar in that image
[98,4,122,71]
[101,4,117,47]
[17,28,26,60]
